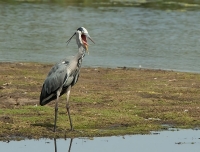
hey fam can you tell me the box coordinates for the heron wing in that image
[40,56,82,106]
[40,61,70,106]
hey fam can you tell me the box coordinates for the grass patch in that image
[0,63,200,140]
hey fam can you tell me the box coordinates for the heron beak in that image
[85,33,95,44]
[67,32,94,52]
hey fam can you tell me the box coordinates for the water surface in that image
[0,129,200,152]
[0,2,200,72]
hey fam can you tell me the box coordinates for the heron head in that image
[77,27,95,51]
[66,27,95,51]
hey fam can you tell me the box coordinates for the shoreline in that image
[1,61,200,74]
[0,62,200,140]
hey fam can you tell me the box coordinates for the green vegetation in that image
[1,0,200,11]
[0,63,200,140]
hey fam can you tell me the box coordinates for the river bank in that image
[0,62,200,140]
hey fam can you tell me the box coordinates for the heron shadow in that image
[31,122,55,131]
[31,123,72,133]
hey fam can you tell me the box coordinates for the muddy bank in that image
[0,62,200,140]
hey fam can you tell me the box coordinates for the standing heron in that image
[40,27,95,132]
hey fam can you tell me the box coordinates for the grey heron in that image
[40,27,95,132]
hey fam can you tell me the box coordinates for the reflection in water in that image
[54,138,57,152]
[54,138,73,152]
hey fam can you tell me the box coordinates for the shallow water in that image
[0,129,200,152]
[0,2,200,73]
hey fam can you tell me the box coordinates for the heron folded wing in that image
[40,63,69,105]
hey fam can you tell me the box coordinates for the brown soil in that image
[0,62,200,139]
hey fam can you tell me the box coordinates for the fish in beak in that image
[81,33,95,52]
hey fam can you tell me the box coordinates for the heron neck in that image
[75,31,86,60]
[76,31,83,49]
[74,45,86,61]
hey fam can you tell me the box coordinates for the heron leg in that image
[66,85,73,131]
[54,90,60,132]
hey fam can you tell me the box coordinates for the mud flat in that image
[0,62,200,140]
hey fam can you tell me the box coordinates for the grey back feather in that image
[40,61,69,105]
[40,56,82,106]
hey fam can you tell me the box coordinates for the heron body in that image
[40,53,83,106]
[40,27,94,132]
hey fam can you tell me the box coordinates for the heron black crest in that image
[77,27,84,32]
[66,32,76,46]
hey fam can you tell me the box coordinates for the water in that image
[0,129,200,152]
[1,1,200,73]
[1,2,199,151]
